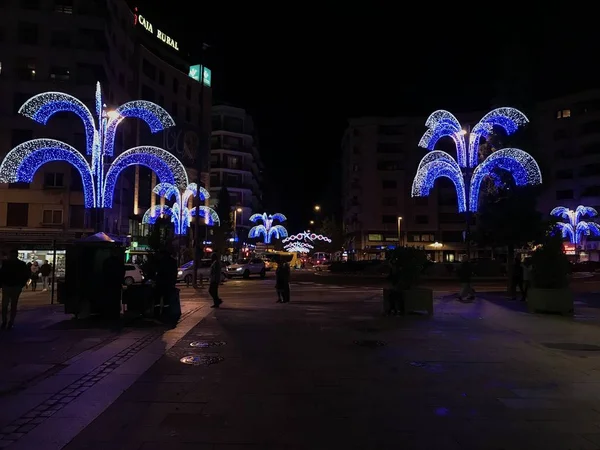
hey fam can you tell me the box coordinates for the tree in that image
[212,185,233,254]
[316,216,343,252]
[476,184,546,290]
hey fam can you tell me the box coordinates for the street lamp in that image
[314,205,321,212]
[397,216,403,247]
[310,220,314,225]
[233,207,242,245]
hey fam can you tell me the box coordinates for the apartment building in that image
[210,105,264,238]
[0,0,211,266]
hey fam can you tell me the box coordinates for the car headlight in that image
[236,267,243,271]
[178,270,183,276]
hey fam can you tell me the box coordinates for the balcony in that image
[211,161,253,172]
[211,137,252,153]
[210,180,253,190]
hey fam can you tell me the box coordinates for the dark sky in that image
[134,2,596,229]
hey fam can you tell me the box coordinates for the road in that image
[47,279,600,449]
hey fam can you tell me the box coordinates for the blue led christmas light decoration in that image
[0,82,180,210]
[248,213,288,244]
[102,146,188,208]
[551,205,600,245]
[412,107,542,213]
[0,139,96,207]
[142,182,220,235]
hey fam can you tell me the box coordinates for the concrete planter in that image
[527,288,573,315]
[383,287,433,315]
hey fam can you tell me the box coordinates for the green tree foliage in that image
[386,246,428,289]
[315,216,343,251]
[147,216,173,253]
[531,234,571,289]
[212,186,233,254]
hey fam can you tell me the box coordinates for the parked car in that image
[226,258,266,279]
[177,259,227,284]
[124,264,144,285]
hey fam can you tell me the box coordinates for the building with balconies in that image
[210,105,264,237]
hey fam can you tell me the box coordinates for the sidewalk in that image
[0,289,214,449]
[60,287,600,449]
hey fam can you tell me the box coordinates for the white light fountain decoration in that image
[284,242,314,253]
[282,231,332,245]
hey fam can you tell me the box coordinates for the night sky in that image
[133,2,595,229]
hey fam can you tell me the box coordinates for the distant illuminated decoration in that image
[142,182,219,235]
[551,205,600,245]
[282,231,332,244]
[284,242,314,253]
[411,107,541,213]
[249,213,288,244]
[188,65,212,87]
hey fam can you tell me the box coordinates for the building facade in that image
[210,105,264,239]
[0,0,212,266]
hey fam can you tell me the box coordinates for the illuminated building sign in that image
[133,8,179,51]
[188,65,211,87]
[563,243,576,255]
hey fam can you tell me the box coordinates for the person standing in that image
[280,262,291,303]
[40,260,51,291]
[511,256,524,300]
[522,258,533,302]
[154,249,179,321]
[0,249,30,329]
[29,261,40,292]
[457,256,474,301]
[208,253,223,308]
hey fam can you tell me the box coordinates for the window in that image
[377,143,403,154]
[382,215,397,224]
[185,106,191,123]
[44,172,64,187]
[15,58,36,81]
[6,203,29,227]
[439,213,463,224]
[42,209,63,224]
[173,78,179,93]
[582,186,600,197]
[50,30,71,47]
[171,101,178,117]
[11,129,33,148]
[382,180,397,189]
[415,215,429,224]
[377,161,400,171]
[223,135,242,148]
[18,22,38,45]
[555,169,573,179]
[581,164,600,177]
[158,71,165,85]
[556,189,574,200]
[368,234,383,241]
[186,84,191,99]
[382,197,397,206]
[54,0,73,13]
[212,115,221,131]
[141,85,155,102]
[20,0,41,9]
[142,59,156,80]
[224,116,244,133]
[378,125,404,135]
[553,129,569,141]
[556,109,571,119]
[583,143,600,155]
[581,121,600,135]
[50,66,70,82]
[76,63,104,84]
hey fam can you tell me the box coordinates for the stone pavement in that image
[0,287,214,449]
[54,281,600,450]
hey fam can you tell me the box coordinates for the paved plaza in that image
[3,279,600,449]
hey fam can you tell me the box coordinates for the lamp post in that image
[233,207,242,248]
[94,108,119,233]
[459,127,472,261]
[397,216,403,247]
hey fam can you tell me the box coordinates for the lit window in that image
[557,109,571,119]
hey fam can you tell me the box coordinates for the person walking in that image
[29,261,40,292]
[208,253,223,308]
[40,260,51,291]
[0,249,30,330]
